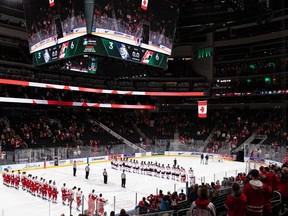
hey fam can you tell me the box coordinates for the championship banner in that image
[198,100,207,118]
[141,0,148,10]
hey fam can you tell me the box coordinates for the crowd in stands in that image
[134,113,176,140]
[205,110,288,155]
[1,108,287,160]
[214,59,282,77]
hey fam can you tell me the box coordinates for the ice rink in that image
[0,156,248,216]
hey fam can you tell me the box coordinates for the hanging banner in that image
[198,100,207,118]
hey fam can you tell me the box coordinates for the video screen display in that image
[23,0,87,53]
[92,0,177,55]
[34,36,168,68]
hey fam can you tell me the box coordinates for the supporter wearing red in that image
[190,185,216,216]
[155,189,165,208]
[138,197,150,214]
[242,169,271,216]
[276,166,288,210]
[259,176,273,216]
[224,182,247,216]
[263,167,277,190]
[147,194,157,209]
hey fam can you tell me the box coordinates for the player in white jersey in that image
[188,167,195,186]
[161,164,166,178]
[135,160,140,174]
[166,164,171,179]
[180,167,186,182]
[157,164,161,177]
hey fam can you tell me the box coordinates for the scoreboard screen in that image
[26,0,178,69]
[92,0,177,56]
[23,0,87,53]
[34,36,167,68]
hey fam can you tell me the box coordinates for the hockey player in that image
[10,170,15,188]
[156,164,161,178]
[166,164,171,179]
[161,164,166,178]
[52,181,58,204]
[61,183,68,205]
[47,180,53,201]
[14,170,21,189]
[21,172,27,190]
[42,179,48,200]
[180,167,186,182]
[76,188,83,211]
[96,194,107,216]
[188,168,195,186]
[67,186,77,207]
[87,189,97,216]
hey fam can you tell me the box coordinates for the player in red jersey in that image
[87,189,97,216]
[14,170,21,190]
[96,194,107,216]
[47,180,53,201]
[67,186,77,207]
[10,170,15,188]
[42,179,48,200]
[21,172,27,190]
[61,183,68,205]
[2,168,7,186]
[52,181,58,203]
[76,188,83,211]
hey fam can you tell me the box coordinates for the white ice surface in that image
[0,156,247,216]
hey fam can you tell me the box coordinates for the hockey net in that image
[211,155,224,163]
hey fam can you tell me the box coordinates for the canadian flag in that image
[49,0,55,7]
[141,0,149,10]
[198,100,207,118]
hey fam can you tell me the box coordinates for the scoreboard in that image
[24,0,177,69]
[34,36,167,68]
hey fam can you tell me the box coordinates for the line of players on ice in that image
[110,157,195,185]
[2,168,107,215]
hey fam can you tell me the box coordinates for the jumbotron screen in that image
[92,0,177,56]
[23,0,87,53]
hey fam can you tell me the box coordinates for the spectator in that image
[260,175,273,216]
[190,185,216,216]
[242,169,271,216]
[138,197,150,214]
[170,192,178,210]
[224,182,247,216]
[119,209,129,216]
[188,184,199,204]
[179,189,186,201]
[277,166,288,211]
[159,195,170,211]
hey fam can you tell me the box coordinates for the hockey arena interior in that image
[0,0,287,216]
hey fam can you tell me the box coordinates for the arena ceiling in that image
[0,0,285,45]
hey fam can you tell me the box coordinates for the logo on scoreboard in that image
[141,50,154,64]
